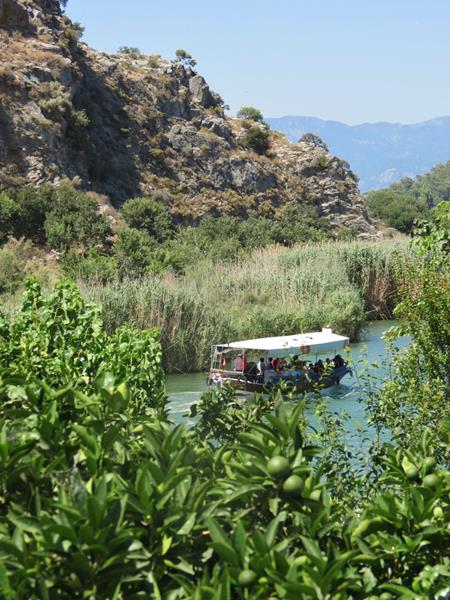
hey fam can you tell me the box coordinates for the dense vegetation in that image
[0,205,448,598]
[365,160,450,233]
[0,183,415,372]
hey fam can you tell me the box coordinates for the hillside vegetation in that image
[365,160,450,233]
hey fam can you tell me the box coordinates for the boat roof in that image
[217,329,349,355]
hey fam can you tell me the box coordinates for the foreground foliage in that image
[0,374,448,599]
[0,205,447,598]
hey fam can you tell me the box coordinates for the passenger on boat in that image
[257,357,266,383]
[271,357,279,371]
[244,361,258,382]
[333,354,345,368]
[267,357,273,371]
[233,355,244,371]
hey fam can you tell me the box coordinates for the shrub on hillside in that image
[0,192,20,244]
[114,227,156,277]
[242,125,270,155]
[121,196,173,242]
[365,189,429,233]
[44,186,112,251]
[0,238,31,294]
[237,106,264,123]
[299,132,329,151]
[62,248,118,284]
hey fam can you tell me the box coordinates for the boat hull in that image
[208,367,352,395]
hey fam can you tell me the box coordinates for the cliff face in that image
[0,0,376,234]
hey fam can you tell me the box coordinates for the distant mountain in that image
[266,116,450,192]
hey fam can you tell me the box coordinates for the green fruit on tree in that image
[238,570,257,586]
[422,473,440,488]
[433,506,444,520]
[282,475,304,495]
[401,456,417,477]
[404,465,419,480]
[267,456,290,478]
[309,489,322,501]
[379,593,393,600]
[422,456,436,473]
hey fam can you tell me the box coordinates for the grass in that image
[80,240,412,373]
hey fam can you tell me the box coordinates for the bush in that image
[118,46,141,56]
[0,238,31,294]
[365,189,429,233]
[237,106,264,123]
[175,48,197,67]
[114,227,156,276]
[61,248,117,284]
[0,192,21,244]
[121,196,172,242]
[242,125,270,155]
[299,132,329,151]
[44,186,112,251]
[0,278,166,415]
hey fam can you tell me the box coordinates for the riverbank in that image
[80,239,412,373]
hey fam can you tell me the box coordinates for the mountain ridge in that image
[266,115,450,192]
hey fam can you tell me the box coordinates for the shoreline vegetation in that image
[79,239,412,373]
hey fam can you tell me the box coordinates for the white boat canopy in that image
[217,328,349,357]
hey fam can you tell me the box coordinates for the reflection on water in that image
[166,321,409,430]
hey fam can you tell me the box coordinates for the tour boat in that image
[208,328,352,394]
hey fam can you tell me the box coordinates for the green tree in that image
[365,189,428,233]
[117,46,141,56]
[299,132,329,151]
[242,125,270,155]
[44,186,112,251]
[374,203,450,449]
[121,196,173,243]
[114,227,155,276]
[237,106,264,123]
[175,48,197,67]
[0,192,20,244]
[271,206,329,246]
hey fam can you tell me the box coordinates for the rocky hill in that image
[0,0,375,235]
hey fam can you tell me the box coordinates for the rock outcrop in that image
[0,0,376,235]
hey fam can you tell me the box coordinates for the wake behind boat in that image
[208,328,352,394]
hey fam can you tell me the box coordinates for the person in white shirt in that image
[257,357,266,382]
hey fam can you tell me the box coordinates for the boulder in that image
[189,75,216,108]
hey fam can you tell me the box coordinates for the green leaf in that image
[0,563,13,600]
[177,512,196,536]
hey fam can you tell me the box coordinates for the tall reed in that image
[81,240,412,372]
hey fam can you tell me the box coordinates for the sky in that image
[66,0,450,125]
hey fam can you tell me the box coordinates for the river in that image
[166,321,409,430]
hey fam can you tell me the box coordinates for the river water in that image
[166,321,408,429]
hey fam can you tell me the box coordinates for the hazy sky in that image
[66,0,450,125]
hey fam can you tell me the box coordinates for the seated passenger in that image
[244,361,258,382]
[333,354,345,368]
[233,355,244,371]
[267,357,274,371]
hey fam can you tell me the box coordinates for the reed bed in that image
[81,240,412,373]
